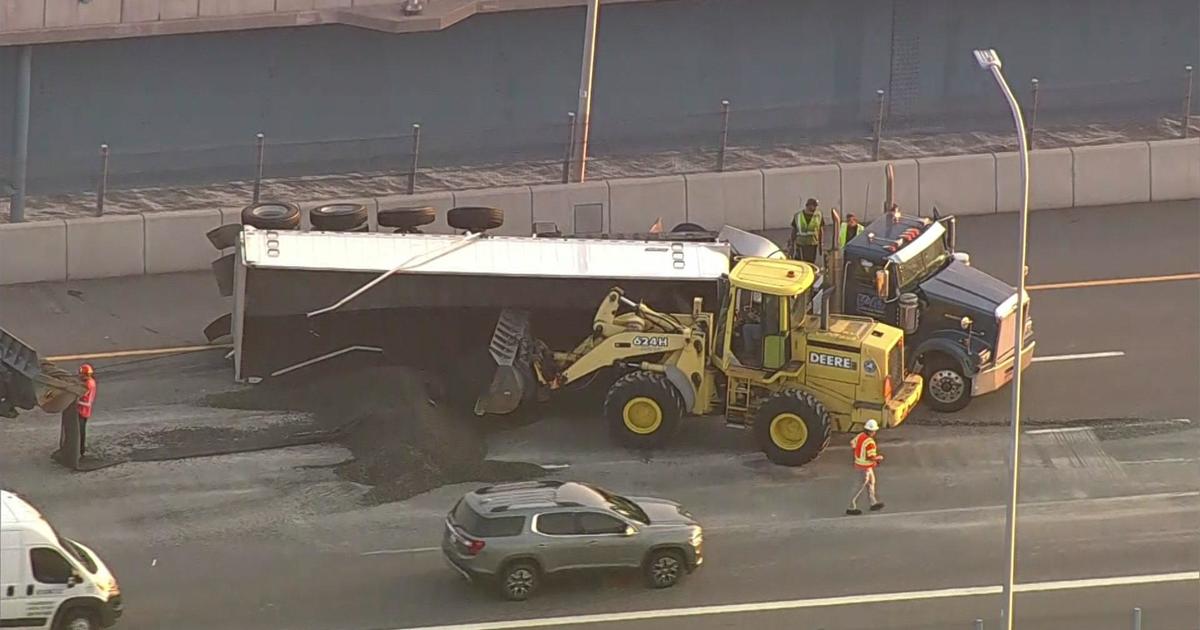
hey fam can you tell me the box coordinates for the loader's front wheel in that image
[754,390,831,467]
[604,371,684,449]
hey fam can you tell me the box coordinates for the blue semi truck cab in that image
[836,209,1035,412]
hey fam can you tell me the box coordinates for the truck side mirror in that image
[874,269,889,299]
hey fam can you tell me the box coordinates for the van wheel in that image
[923,355,971,412]
[497,560,540,601]
[56,608,97,630]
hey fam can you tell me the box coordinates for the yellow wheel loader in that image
[475,257,923,467]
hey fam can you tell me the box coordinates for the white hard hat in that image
[864,419,880,432]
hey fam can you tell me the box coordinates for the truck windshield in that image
[895,236,950,290]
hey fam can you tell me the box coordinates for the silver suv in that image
[441,480,704,600]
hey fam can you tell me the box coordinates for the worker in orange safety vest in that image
[846,418,885,515]
[74,364,97,457]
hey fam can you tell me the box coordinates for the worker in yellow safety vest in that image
[846,419,885,515]
[838,213,864,249]
[789,198,823,263]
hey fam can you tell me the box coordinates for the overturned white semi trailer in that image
[205,223,784,384]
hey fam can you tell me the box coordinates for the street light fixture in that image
[973,47,1030,630]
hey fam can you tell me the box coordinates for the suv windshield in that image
[586,484,650,524]
[895,235,950,290]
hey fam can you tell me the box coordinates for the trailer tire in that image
[922,354,971,412]
[379,205,437,230]
[671,222,708,233]
[604,371,684,449]
[241,201,301,230]
[310,203,368,231]
[448,206,504,232]
[754,389,831,467]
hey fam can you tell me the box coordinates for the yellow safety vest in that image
[793,211,822,245]
[838,223,862,248]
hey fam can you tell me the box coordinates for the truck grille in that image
[996,302,1028,361]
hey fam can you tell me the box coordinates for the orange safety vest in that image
[77,377,96,420]
[852,432,879,470]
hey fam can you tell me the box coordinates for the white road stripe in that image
[1124,458,1197,465]
[387,571,1200,630]
[360,547,440,556]
[1032,351,1125,363]
[1027,418,1191,435]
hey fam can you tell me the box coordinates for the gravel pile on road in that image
[204,361,544,503]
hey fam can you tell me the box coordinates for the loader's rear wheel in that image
[754,390,831,467]
[604,371,684,449]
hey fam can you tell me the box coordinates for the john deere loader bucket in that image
[0,327,86,418]
[474,309,538,416]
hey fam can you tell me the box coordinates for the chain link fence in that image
[5,63,1196,221]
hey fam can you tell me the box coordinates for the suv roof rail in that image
[476,480,563,495]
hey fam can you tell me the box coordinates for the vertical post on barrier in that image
[1028,78,1040,150]
[408,123,421,195]
[10,45,32,223]
[717,99,731,172]
[1131,607,1142,630]
[96,144,110,217]
[253,132,265,204]
[974,619,984,630]
[872,89,886,161]
[570,0,599,183]
[563,112,577,184]
[1183,65,1194,139]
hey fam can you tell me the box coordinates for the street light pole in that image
[570,0,600,183]
[973,48,1029,630]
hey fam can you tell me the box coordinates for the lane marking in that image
[360,547,440,557]
[1028,272,1200,291]
[1032,351,1125,363]
[1124,458,1197,465]
[1027,418,1191,435]
[45,344,231,362]
[389,571,1200,630]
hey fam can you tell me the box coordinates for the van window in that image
[30,548,73,584]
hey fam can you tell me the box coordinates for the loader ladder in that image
[724,376,754,427]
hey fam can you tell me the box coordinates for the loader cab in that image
[715,258,818,373]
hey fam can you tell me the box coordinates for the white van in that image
[0,490,122,629]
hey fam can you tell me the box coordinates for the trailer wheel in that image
[379,205,437,230]
[604,371,684,449]
[922,355,970,412]
[241,201,301,230]
[671,222,707,233]
[448,206,504,232]
[310,202,368,231]
[754,389,831,467]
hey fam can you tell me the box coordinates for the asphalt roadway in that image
[0,200,1197,630]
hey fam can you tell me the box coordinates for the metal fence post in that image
[96,144,110,217]
[408,123,421,195]
[252,132,265,204]
[1183,65,1194,139]
[1131,607,1142,630]
[974,619,983,630]
[563,112,577,184]
[717,99,731,172]
[872,89,886,161]
[1028,78,1040,150]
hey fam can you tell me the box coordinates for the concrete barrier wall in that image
[2,140,1197,286]
[995,148,1075,213]
[1149,138,1200,201]
[684,171,765,231]
[530,181,610,234]
[0,220,67,285]
[762,164,842,230]
[144,208,222,274]
[1072,142,1151,207]
[607,175,687,234]
[65,214,146,280]
[452,187,533,237]
[918,154,997,216]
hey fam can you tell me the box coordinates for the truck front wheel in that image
[923,355,971,412]
[753,390,831,466]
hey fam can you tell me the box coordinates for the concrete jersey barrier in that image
[1,139,1196,286]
